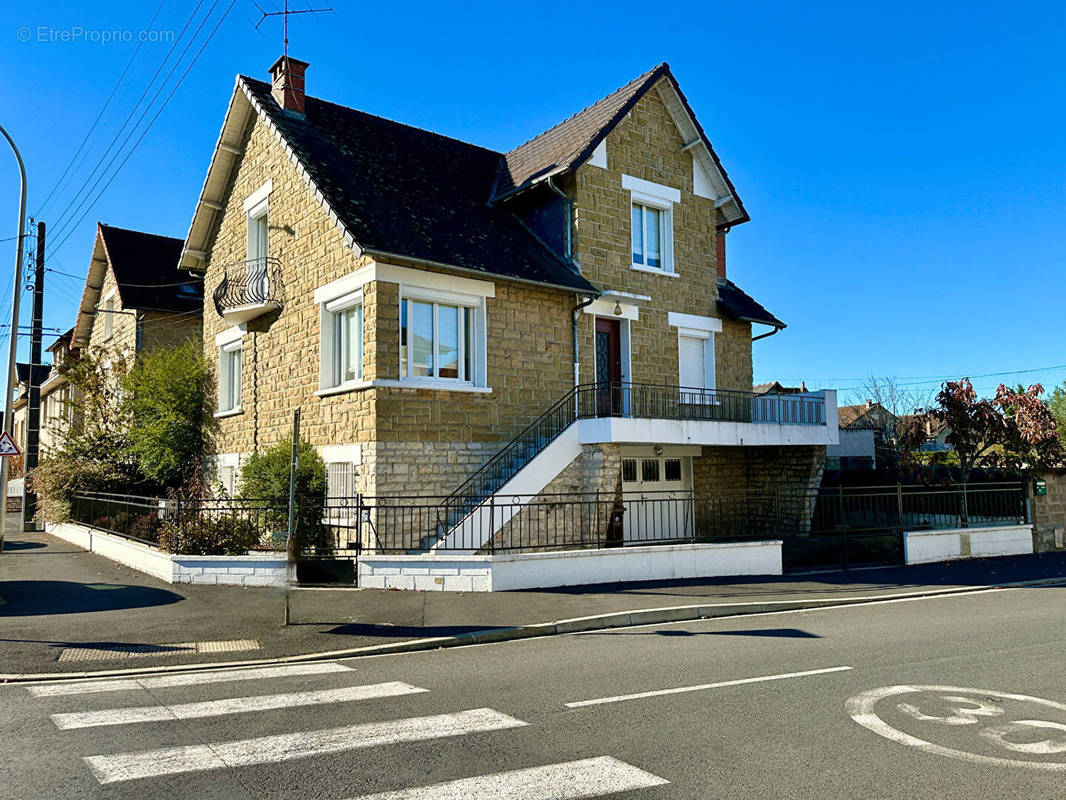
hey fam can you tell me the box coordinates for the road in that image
[2,584,1065,799]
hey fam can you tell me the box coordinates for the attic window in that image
[622,175,678,275]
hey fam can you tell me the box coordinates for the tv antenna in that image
[255,0,333,58]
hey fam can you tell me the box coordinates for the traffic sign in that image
[0,431,21,456]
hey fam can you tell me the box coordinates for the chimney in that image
[715,230,727,280]
[270,55,309,115]
[865,399,872,409]
[800,381,807,392]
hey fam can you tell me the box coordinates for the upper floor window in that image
[631,203,663,269]
[319,290,363,391]
[622,174,679,275]
[102,295,115,340]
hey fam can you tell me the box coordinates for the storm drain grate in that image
[57,639,261,662]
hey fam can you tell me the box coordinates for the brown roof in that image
[837,402,899,429]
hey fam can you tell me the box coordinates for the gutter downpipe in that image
[571,295,596,414]
[752,324,784,343]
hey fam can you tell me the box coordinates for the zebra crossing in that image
[22,660,671,798]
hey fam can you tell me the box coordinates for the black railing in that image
[68,483,1028,564]
[212,257,283,316]
[436,383,828,542]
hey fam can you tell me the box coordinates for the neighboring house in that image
[11,362,52,457]
[901,414,953,452]
[37,328,82,454]
[180,57,837,544]
[72,223,204,364]
[827,401,901,471]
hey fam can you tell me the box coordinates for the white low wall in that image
[46,522,290,587]
[904,525,1033,565]
[359,540,783,592]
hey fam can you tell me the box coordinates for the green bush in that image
[239,437,329,556]
[122,340,214,489]
[159,513,260,556]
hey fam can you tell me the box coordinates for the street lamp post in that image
[0,123,28,553]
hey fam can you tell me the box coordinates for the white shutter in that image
[678,335,706,389]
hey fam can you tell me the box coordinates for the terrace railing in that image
[212,256,284,318]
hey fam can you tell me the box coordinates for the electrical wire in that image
[47,0,237,257]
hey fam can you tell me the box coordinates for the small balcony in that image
[212,257,283,324]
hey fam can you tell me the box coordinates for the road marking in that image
[26,662,353,697]
[84,708,528,784]
[565,666,853,708]
[350,756,669,799]
[847,685,1066,771]
[52,681,427,729]
[57,639,261,662]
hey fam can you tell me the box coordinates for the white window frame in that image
[318,290,364,392]
[101,292,115,341]
[668,312,721,401]
[623,174,679,275]
[217,338,243,416]
[399,286,487,389]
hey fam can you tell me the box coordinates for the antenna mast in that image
[255,0,333,57]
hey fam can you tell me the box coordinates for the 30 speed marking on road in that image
[846,685,1066,771]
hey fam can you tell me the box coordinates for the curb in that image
[3,576,1065,684]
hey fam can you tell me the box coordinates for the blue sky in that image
[0,0,1063,404]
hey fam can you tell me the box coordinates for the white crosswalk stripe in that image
[26,662,353,697]
[83,708,529,784]
[349,756,669,799]
[51,681,428,729]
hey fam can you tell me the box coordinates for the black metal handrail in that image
[212,257,283,316]
[434,383,829,542]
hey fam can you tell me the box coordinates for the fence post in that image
[774,487,781,538]
[896,483,904,533]
[488,494,495,553]
[960,482,969,529]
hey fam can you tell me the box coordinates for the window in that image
[623,174,678,274]
[218,341,242,413]
[320,291,363,390]
[400,297,479,384]
[246,200,269,302]
[631,203,664,269]
[678,334,707,389]
[102,295,114,340]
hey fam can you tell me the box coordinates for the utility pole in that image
[23,221,44,531]
[0,123,28,554]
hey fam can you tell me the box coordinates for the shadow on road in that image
[587,627,822,639]
[324,622,502,639]
[0,581,184,616]
[2,541,47,551]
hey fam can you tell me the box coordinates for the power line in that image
[46,0,210,239]
[35,0,169,218]
[47,0,237,257]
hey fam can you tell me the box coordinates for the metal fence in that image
[69,482,1028,565]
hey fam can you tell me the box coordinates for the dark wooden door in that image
[595,317,622,415]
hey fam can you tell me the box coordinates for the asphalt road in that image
[2,584,1065,799]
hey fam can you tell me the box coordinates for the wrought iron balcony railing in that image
[212,257,283,320]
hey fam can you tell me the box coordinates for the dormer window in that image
[622,174,679,275]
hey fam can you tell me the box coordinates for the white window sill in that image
[378,379,493,394]
[315,381,368,398]
[214,406,243,419]
[630,264,678,277]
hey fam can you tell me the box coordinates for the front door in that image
[621,454,694,543]
[595,318,622,415]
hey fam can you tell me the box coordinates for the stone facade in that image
[1031,473,1066,552]
[571,78,752,393]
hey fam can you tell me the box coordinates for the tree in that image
[239,438,329,555]
[920,379,1061,482]
[1047,381,1066,449]
[121,341,214,489]
[853,376,935,470]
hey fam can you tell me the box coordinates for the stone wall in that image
[571,77,752,393]
[1031,473,1066,552]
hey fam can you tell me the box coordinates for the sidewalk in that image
[2,527,1065,678]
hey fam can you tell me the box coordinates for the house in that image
[902,413,953,452]
[11,361,51,456]
[827,400,900,471]
[72,223,204,363]
[180,57,838,549]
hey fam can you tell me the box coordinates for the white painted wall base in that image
[359,540,783,592]
[46,522,290,586]
[904,525,1033,565]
